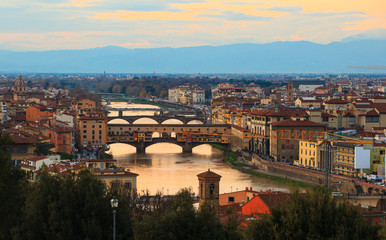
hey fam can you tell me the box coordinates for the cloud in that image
[120,41,150,47]
[343,18,386,31]
[264,6,303,13]
[274,36,285,40]
[291,34,304,40]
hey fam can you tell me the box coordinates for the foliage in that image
[69,88,101,105]
[34,142,54,156]
[56,151,73,160]
[13,170,133,240]
[0,133,28,240]
[212,144,226,150]
[133,188,226,240]
[244,187,380,240]
[224,151,238,163]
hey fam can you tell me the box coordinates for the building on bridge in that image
[107,124,231,153]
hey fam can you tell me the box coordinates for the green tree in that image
[134,188,225,240]
[245,187,380,240]
[0,133,27,240]
[56,151,73,160]
[34,142,53,155]
[13,170,133,240]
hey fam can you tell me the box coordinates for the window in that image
[200,183,203,197]
[92,125,95,128]
[99,125,102,128]
[281,144,285,149]
[83,135,86,139]
[83,130,87,133]
[99,130,102,134]
[228,196,235,203]
[124,181,132,190]
[83,125,86,128]
[366,116,379,123]
[210,184,214,195]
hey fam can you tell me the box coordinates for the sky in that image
[0,0,385,51]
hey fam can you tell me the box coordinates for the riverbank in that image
[216,147,313,189]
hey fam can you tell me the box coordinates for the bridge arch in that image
[161,119,184,125]
[107,142,136,153]
[108,118,131,125]
[132,117,158,124]
[187,120,204,124]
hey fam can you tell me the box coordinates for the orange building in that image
[76,112,108,148]
[76,99,96,111]
[26,105,54,122]
[241,191,290,217]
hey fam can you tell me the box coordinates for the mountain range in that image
[0,40,385,73]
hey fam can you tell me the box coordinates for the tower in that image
[275,89,281,105]
[197,169,221,211]
[288,81,294,103]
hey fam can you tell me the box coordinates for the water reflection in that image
[106,102,290,195]
[108,143,290,195]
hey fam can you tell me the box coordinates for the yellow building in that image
[333,143,357,177]
[367,143,386,174]
[297,140,318,168]
[92,168,138,195]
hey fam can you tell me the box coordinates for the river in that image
[105,102,290,195]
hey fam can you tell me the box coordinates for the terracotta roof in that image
[365,110,380,116]
[25,156,48,162]
[231,125,250,132]
[9,134,40,144]
[197,169,222,179]
[258,192,291,210]
[271,119,326,127]
[324,99,349,104]
[322,113,336,117]
[374,103,386,114]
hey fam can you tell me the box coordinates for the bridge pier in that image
[118,110,123,118]
[182,143,193,153]
[136,142,146,154]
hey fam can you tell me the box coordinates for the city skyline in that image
[0,0,385,51]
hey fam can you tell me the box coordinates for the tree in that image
[56,151,73,160]
[0,133,27,240]
[34,142,53,156]
[244,187,380,240]
[13,170,133,240]
[133,188,225,240]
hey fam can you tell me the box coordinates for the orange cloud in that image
[291,34,304,40]
[120,41,150,47]
[343,18,386,31]
[274,36,285,40]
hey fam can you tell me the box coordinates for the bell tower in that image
[197,169,221,211]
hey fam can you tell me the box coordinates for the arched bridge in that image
[108,115,206,125]
[107,124,231,153]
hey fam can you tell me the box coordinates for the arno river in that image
[106,102,290,195]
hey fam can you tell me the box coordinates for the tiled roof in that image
[197,169,222,178]
[25,156,48,162]
[258,192,291,210]
[271,119,326,127]
[324,99,349,104]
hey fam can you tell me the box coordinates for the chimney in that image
[250,187,252,191]
[245,187,248,190]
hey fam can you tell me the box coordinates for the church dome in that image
[15,74,26,87]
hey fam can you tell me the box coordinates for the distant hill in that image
[0,40,385,73]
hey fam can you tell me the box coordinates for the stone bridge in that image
[108,115,206,125]
[107,124,231,153]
